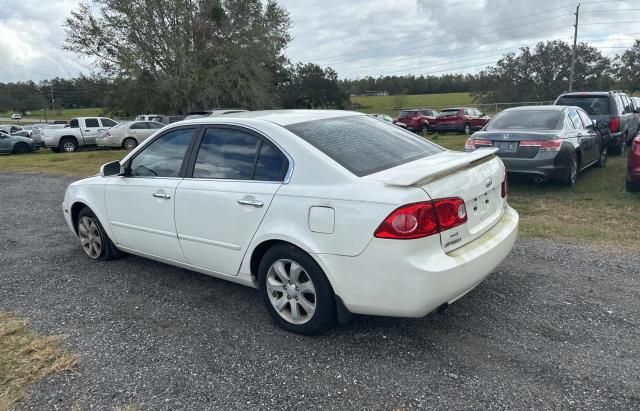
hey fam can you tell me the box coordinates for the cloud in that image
[0,0,637,82]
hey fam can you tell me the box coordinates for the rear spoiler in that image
[375,148,499,187]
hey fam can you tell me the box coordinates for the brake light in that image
[374,198,467,240]
[540,139,562,151]
[519,140,543,147]
[464,138,492,150]
[501,172,508,198]
[609,116,620,133]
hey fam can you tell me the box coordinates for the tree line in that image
[0,0,638,116]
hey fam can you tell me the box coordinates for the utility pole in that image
[568,3,580,92]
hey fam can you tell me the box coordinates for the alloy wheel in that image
[78,216,102,259]
[124,138,137,150]
[266,259,317,325]
[464,124,471,135]
[63,141,76,152]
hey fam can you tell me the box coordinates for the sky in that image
[0,0,638,83]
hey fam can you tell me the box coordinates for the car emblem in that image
[503,134,509,140]
[485,177,493,188]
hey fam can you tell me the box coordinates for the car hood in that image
[12,135,34,144]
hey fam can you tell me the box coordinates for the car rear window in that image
[555,96,611,116]
[285,115,443,177]
[398,110,418,117]
[437,109,459,117]
[486,110,562,130]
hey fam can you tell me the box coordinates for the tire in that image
[76,208,122,261]
[122,137,138,150]
[562,154,579,187]
[59,137,79,153]
[258,244,336,335]
[463,123,471,135]
[13,142,30,154]
[595,146,607,168]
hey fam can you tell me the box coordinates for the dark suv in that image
[555,91,640,155]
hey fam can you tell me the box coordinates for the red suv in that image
[434,107,491,134]
[627,133,640,192]
[395,109,437,133]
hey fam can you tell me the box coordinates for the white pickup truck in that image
[43,117,119,152]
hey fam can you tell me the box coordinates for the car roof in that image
[505,105,567,112]
[187,109,364,126]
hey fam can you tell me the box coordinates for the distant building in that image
[364,90,389,96]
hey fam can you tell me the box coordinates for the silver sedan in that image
[96,121,164,150]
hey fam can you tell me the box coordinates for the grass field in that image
[0,137,638,247]
[351,92,474,116]
[0,312,76,410]
[2,107,107,124]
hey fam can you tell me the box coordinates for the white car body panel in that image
[63,110,519,319]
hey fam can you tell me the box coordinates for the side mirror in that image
[100,160,123,177]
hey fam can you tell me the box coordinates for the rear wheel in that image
[562,154,579,187]
[463,123,471,135]
[77,208,122,261]
[13,143,30,154]
[59,138,78,153]
[258,244,336,335]
[122,137,138,150]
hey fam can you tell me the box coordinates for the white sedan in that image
[62,110,519,334]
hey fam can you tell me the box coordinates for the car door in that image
[137,122,161,143]
[578,109,601,159]
[99,118,118,139]
[174,125,289,276]
[568,109,596,165]
[81,118,103,145]
[104,126,198,262]
[0,132,11,152]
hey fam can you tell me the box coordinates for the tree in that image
[278,63,349,109]
[63,0,291,112]
[615,40,640,93]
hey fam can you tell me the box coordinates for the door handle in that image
[237,199,264,208]
[153,192,171,199]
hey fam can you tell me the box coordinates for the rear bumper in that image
[316,206,519,317]
[434,123,463,131]
[500,151,571,181]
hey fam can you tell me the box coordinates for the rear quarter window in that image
[285,115,443,177]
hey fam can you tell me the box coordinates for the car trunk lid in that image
[365,149,506,252]
[475,130,562,158]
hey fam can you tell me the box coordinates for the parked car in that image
[369,113,407,128]
[149,115,186,125]
[395,109,432,133]
[11,130,31,138]
[465,106,607,186]
[0,130,36,154]
[135,114,163,121]
[62,110,518,335]
[10,113,22,120]
[0,124,23,134]
[97,121,165,150]
[627,133,640,192]
[43,117,119,152]
[555,91,640,155]
[434,108,491,134]
[28,123,49,147]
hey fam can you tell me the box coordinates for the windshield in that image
[487,110,562,131]
[437,109,459,117]
[556,96,610,116]
[286,115,443,177]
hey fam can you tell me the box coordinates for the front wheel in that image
[77,208,122,261]
[13,142,30,154]
[595,147,607,168]
[59,138,78,153]
[258,244,336,335]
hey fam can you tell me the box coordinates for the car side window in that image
[69,119,79,128]
[564,114,576,130]
[568,110,583,129]
[101,118,117,127]
[85,118,100,128]
[614,95,624,115]
[149,122,164,129]
[128,128,196,177]
[578,110,593,129]
[192,127,288,181]
[130,122,143,130]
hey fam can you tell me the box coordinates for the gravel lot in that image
[1,172,639,410]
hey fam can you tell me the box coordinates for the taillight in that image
[374,198,467,240]
[540,139,562,151]
[633,136,640,155]
[501,172,508,198]
[464,138,492,150]
[519,140,543,147]
[609,116,620,133]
